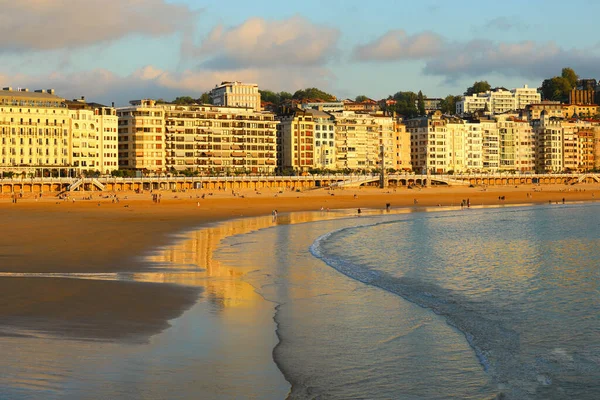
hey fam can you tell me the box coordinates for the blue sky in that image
[0,0,598,105]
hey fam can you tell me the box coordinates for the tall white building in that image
[511,85,541,110]
[457,85,541,116]
[210,81,261,111]
[67,99,118,174]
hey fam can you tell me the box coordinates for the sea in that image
[1,202,599,399]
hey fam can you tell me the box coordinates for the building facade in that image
[457,85,541,116]
[117,100,166,172]
[118,100,276,174]
[0,88,70,173]
[210,81,261,111]
[67,99,118,174]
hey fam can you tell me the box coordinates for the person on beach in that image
[357,208,362,215]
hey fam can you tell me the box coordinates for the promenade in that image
[1,173,598,195]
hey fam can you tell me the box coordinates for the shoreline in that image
[1,184,599,342]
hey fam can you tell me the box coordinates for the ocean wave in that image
[309,221,576,400]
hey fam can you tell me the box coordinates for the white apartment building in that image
[312,110,336,170]
[512,85,541,110]
[456,93,488,115]
[210,81,261,111]
[67,99,118,174]
[489,89,516,115]
[94,104,119,173]
[465,123,483,172]
[496,116,535,172]
[457,85,541,116]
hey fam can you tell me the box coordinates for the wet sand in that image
[0,184,598,341]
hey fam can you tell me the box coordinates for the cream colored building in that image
[118,100,276,174]
[533,114,564,172]
[524,102,563,121]
[277,109,316,173]
[394,121,412,171]
[0,87,70,173]
[406,111,452,173]
[446,120,468,173]
[117,100,166,172]
[372,114,399,171]
[496,116,535,172]
[163,104,276,174]
[332,111,392,172]
[211,81,261,111]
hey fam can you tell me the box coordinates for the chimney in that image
[47,89,55,95]
[81,96,85,102]
[3,87,13,91]
[111,102,115,107]
[20,88,29,92]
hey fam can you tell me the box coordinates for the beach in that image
[1,183,599,399]
[0,183,598,341]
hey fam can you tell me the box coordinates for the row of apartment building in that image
[2,83,600,176]
[0,87,118,174]
[406,111,600,174]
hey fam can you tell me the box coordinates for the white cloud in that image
[352,30,444,61]
[0,65,336,106]
[352,30,600,80]
[0,0,198,51]
[186,15,340,69]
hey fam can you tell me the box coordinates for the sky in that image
[1,0,599,106]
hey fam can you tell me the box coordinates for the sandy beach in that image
[1,183,598,341]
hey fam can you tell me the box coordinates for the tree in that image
[561,67,578,89]
[258,90,294,109]
[172,96,196,105]
[417,91,426,115]
[292,88,336,101]
[541,76,571,102]
[197,92,212,104]
[439,95,462,114]
[391,91,419,118]
[465,81,491,96]
[279,91,293,101]
[355,95,369,102]
[259,90,279,104]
